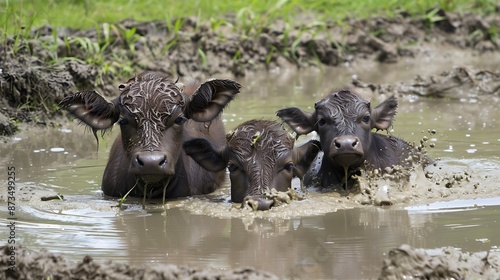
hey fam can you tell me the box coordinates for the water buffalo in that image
[59,71,241,203]
[182,119,321,210]
[276,90,413,190]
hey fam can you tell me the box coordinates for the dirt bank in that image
[1,9,500,135]
[350,65,500,100]
[2,244,499,279]
[379,244,500,279]
[0,245,279,280]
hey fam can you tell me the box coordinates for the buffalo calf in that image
[60,72,241,203]
[183,120,321,210]
[277,90,413,190]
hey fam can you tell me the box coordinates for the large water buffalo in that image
[276,90,413,190]
[60,72,241,202]
[183,119,321,210]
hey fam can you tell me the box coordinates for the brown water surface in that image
[1,55,500,279]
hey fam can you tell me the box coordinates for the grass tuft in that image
[2,1,497,37]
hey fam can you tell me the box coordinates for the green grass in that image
[1,0,498,36]
[0,0,496,118]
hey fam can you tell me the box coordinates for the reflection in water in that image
[3,204,498,279]
[0,199,127,259]
[1,59,500,278]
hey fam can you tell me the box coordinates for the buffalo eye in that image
[227,163,238,173]
[362,115,370,123]
[318,118,326,126]
[118,118,129,126]
[283,162,294,172]
[174,116,187,125]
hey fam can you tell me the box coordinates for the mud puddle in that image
[1,59,500,278]
[1,190,499,279]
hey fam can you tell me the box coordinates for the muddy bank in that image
[2,244,499,279]
[379,244,500,279]
[2,9,500,134]
[0,245,278,280]
[351,65,500,100]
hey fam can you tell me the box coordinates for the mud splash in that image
[167,129,500,218]
[165,158,500,222]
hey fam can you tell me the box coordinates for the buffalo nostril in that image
[334,140,342,149]
[159,156,167,167]
[136,156,144,167]
[333,136,360,150]
[133,152,169,173]
[352,140,358,147]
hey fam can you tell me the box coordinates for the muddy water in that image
[1,56,500,279]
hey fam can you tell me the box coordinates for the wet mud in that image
[2,9,500,133]
[0,245,278,280]
[2,150,500,278]
[351,65,500,100]
[379,244,500,279]
[169,159,500,219]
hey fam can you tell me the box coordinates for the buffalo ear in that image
[292,140,321,178]
[183,138,228,172]
[59,90,120,130]
[186,79,241,122]
[276,107,315,135]
[371,96,398,130]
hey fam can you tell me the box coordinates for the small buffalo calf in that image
[183,119,320,210]
[277,90,413,190]
[60,72,241,203]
